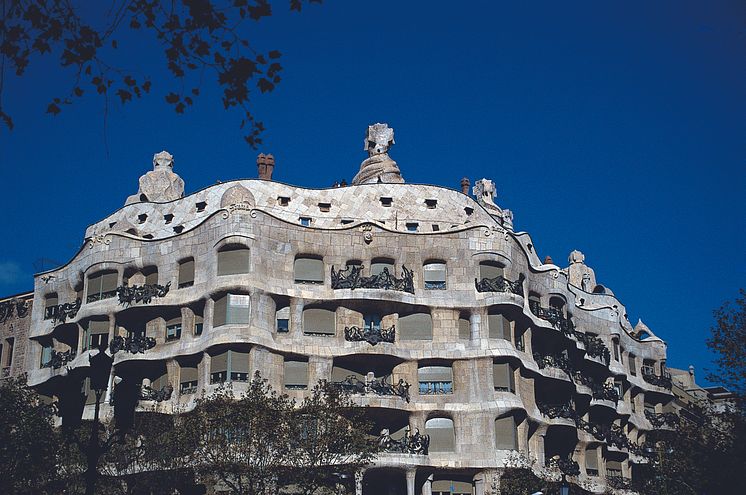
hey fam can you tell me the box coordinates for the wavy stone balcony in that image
[109,335,157,354]
[644,409,679,428]
[41,349,76,370]
[44,299,82,324]
[117,282,171,306]
[378,427,430,455]
[344,324,395,345]
[330,265,414,294]
[642,366,673,389]
[529,300,574,335]
[474,273,524,297]
[331,375,411,402]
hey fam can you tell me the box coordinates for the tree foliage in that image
[707,288,746,400]
[0,0,322,147]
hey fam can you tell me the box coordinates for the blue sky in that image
[1,0,744,384]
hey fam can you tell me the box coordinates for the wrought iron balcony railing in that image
[45,299,82,324]
[418,380,453,395]
[644,410,679,428]
[41,349,76,370]
[574,331,611,363]
[474,273,525,296]
[591,382,620,403]
[534,352,573,375]
[537,401,577,420]
[547,456,581,477]
[330,265,414,294]
[331,375,410,402]
[140,384,174,402]
[109,335,156,354]
[344,324,395,345]
[0,298,30,323]
[641,367,672,389]
[117,282,171,306]
[606,476,633,490]
[378,427,430,455]
[86,290,118,304]
[529,300,575,335]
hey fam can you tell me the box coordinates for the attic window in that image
[432,224,440,232]
[137,214,148,224]
[278,196,290,206]
[299,217,311,227]
[318,203,331,213]
[108,221,117,228]
[380,197,393,207]
[163,214,174,224]
[425,199,437,209]
[196,201,207,212]
[340,218,354,225]
[405,222,419,232]
[142,234,154,239]
[464,207,474,216]
[173,225,184,234]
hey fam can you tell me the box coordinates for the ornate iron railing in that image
[378,427,430,455]
[644,410,679,428]
[574,331,611,363]
[45,299,82,324]
[42,349,76,370]
[330,265,415,294]
[344,324,395,345]
[592,382,620,402]
[109,335,156,354]
[140,383,173,402]
[1,367,10,378]
[534,352,573,375]
[642,369,672,389]
[606,476,633,490]
[117,282,171,306]
[331,375,410,402]
[529,300,574,335]
[0,298,30,323]
[86,290,118,304]
[547,456,581,477]
[475,273,525,296]
[537,401,576,420]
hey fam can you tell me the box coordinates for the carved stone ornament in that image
[360,224,373,244]
[125,150,185,205]
[569,249,585,264]
[352,123,405,185]
[87,234,111,249]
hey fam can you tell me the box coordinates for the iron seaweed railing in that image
[330,375,411,402]
[344,324,395,345]
[330,265,414,294]
[475,273,525,296]
[378,427,430,455]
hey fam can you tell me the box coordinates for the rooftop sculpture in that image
[351,123,405,185]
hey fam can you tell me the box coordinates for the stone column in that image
[406,469,417,495]
[203,298,214,336]
[355,469,364,495]
[290,297,304,337]
[421,474,433,495]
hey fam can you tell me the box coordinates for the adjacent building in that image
[4,124,688,494]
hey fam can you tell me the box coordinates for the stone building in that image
[10,124,679,494]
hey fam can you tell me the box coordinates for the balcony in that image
[117,282,171,307]
[644,410,679,428]
[109,335,156,354]
[574,331,611,364]
[180,381,198,395]
[529,300,574,335]
[475,273,524,296]
[537,400,577,420]
[642,366,672,389]
[330,265,414,294]
[418,380,452,395]
[44,299,82,324]
[0,298,30,323]
[378,427,430,455]
[140,384,174,402]
[86,290,117,304]
[534,352,573,375]
[41,349,76,370]
[344,324,395,345]
[606,476,633,490]
[331,375,410,402]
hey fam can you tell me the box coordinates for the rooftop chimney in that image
[544,256,554,265]
[460,177,470,195]
[257,153,275,180]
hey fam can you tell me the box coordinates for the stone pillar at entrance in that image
[422,473,433,495]
[406,469,417,495]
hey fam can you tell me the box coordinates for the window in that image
[493,362,515,392]
[194,316,204,336]
[399,312,433,340]
[613,379,624,399]
[479,261,504,280]
[166,318,182,341]
[340,218,354,225]
[44,294,58,320]
[276,306,290,333]
[196,201,207,212]
[180,365,198,394]
[363,313,381,332]
[495,415,518,450]
[612,339,620,361]
[137,213,148,224]
[178,258,195,288]
[86,270,118,303]
[173,225,184,234]
[606,460,623,478]
[488,311,511,340]
[418,365,453,395]
[586,446,599,476]
[405,222,419,232]
[210,350,250,384]
[458,315,470,339]
[431,224,440,232]
[318,202,331,212]
[217,246,250,276]
[425,199,437,209]
[302,308,335,336]
[380,197,392,207]
[464,207,474,216]
[370,258,394,276]
[299,217,311,227]
[284,359,308,390]
[4,338,14,367]
[423,261,446,290]
[294,256,324,284]
[144,268,158,286]
[278,196,290,206]
[629,354,637,376]
[213,294,251,327]
[425,418,455,452]
[163,213,174,224]
[84,320,109,351]
[40,343,53,367]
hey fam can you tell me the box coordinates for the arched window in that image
[302,308,335,336]
[213,293,251,327]
[495,414,518,450]
[294,255,324,284]
[217,246,250,276]
[425,417,455,452]
[479,261,504,281]
[43,293,58,320]
[370,258,394,277]
[399,312,432,340]
[178,258,195,288]
[86,270,118,303]
[423,261,446,290]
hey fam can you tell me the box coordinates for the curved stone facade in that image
[24,137,673,494]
